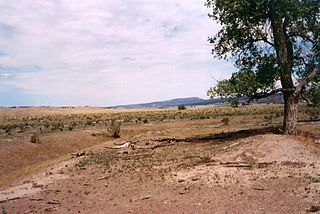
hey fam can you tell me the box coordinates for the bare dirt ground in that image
[1,126,320,213]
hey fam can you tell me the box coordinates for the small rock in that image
[178,179,185,183]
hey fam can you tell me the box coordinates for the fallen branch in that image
[220,161,252,167]
[30,197,43,201]
[97,176,107,180]
[47,199,61,204]
[221,141,243,150]
[151,141,176,150]
[131,195,154,202]
[71,151,85,157]
[114,140,139,146]
[256,162,275,168]
[0,196,21,203]
[252,186,265,191]
[105,141,134,149]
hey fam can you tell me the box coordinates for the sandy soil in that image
[1,132,320,213]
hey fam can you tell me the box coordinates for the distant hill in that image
[109,93,284,109]
[109,97,219,109]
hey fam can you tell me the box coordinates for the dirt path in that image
[1,134,320,213]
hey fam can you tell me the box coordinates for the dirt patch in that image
[1,133,320,213]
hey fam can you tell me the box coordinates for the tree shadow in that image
[155,126,283,144]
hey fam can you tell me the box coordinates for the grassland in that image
[0,104,319,188]
[1,104,320,213]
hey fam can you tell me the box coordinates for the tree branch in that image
[247,88,281,102]
[247,37,275,47]
[294,65,320,97]
[300,86,313,106]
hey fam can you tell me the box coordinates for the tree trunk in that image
[271,13,297,135]
[283,91,299,135]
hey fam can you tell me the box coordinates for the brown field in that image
[0,104,320,213]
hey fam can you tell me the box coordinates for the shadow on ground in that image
[154,126,283,144]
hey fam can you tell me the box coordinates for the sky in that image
[0,0,235,107]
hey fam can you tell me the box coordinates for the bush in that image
[143,118,148,124]
[107,120,121,138]
[264,115,273,125]
[30,133,40,143]
[221,117,230,125]
[178,105,186,110]
[230,98,239,108]
[307,108,320,120]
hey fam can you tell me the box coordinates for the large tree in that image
[206,0,320,134]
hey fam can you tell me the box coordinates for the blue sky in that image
[0,0,235,106]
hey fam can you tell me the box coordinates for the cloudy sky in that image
[0,0,235,106]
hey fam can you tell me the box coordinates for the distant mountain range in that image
[109,94,284,109]
[110,97,217,109]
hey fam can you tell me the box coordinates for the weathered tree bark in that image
[271,13,298,134]
[282,91,299,134]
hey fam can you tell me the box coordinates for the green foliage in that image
[206,0,319,133]
[2,207,7,214]
[107,120,121,138]
[208,69,277,103]
[30,133,40,143]
[205,0,319,71]
[205,0,319,96]
[230,97,239,108]
[178,105,186,110]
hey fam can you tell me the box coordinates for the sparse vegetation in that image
[230,98,239,108]
[308,205,320,213]
[30,133,40,144]
[107,119,121,138]
[221,117,229,126]
[264,115,273,125]
[2,207,7,214]
[178,105,186,110]
[1,105,320,213]
[0,104,318,139]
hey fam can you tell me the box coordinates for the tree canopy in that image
[206,0,319,134]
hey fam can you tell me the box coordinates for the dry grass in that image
[0,104,319,189]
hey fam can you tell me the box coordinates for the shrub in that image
[230,98,239,108]
[107,120,121,138]
[178,105,186,110]
[307,108,319,120]
[221,117,230,125]
[30,133,40,143]
[264,115,273,125]
[143,118,148,124]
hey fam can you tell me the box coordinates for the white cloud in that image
[0,0,234,106]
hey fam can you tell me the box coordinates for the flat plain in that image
[0,104,319,213]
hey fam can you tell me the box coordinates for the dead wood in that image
[0,196,21,203]
[220,161,252,167]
